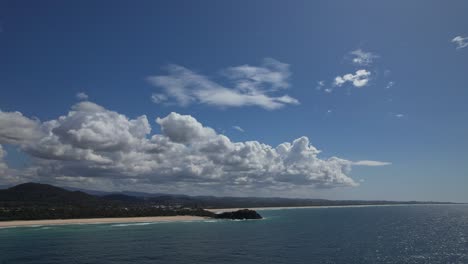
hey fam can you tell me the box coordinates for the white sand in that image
[0,215,207,228]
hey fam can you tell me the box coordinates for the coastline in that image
[1,204,459,229]
[206,203,458,213]
[0,215,208,228]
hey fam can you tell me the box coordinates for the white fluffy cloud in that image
[0,145,7,174]
[334,69,371,88]
[0,111,43,144]
[452,36,468,49]
[0,102,389,193]
[147,58,299,110]
[349,49,379,66]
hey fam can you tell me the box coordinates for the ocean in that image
[1,205,467,264]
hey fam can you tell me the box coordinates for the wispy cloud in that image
[452,36,468,49]
[147,58,299,110]
[151,93,168,104]
[316,80,334,93]
[385,81,395,89]
[76,92,89,100]
[334,69,371,88]
[389,112,405,119]
[316,80,325,90]
[232,126,244,132]
[353,160,391,166]
[349,49,379,66]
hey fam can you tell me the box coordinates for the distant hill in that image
[0,182,99,207]
[0,182,457,209]
[0,183,215,221]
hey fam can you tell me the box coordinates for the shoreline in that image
[207,203,460,213]
[0,215,208,229]
[1,204,461,229]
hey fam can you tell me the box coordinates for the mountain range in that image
[0,182,456,209]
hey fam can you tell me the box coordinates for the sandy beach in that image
[0,215,207,228]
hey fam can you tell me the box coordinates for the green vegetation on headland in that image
[0,183,263,221]
[0,183,457,221]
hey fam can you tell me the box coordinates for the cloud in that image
[0,145,33,185]
[0,102,389,193]
[151,93,168,104]
[233,126,244,132]
[385,81,395,89]
[353,160,391,166]
[316,80,325,91]
[316,81,335,93]
[223,58,291,91]
[76,92,89,100]
[156,112,216,144]
[0,111,43,145]
[0,145,7,174]
[349,49,379,66]
[147,58,299,110]
[334,69,371,88]
[388,112,405,119]
[452,36,468,49]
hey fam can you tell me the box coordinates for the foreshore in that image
[0,215,207,228]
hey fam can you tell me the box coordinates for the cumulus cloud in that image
[76,92,89,100]
[147,58,299,110]
[334,69,371,88]
[0,145,7,174]
[452,36,468,49]
[0,101,389,193]
[0,111,43,145]
[349,49,379,66]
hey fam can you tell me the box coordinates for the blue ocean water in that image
[1,205,467,264]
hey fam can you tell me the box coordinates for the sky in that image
[0,0,467,202]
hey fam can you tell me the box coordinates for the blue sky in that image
[0,1,467,202]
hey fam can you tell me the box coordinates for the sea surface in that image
[1,205,467,264]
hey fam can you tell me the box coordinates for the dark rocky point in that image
[215,209,263,220]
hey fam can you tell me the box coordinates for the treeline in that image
[0,206,214,221]
[0,183,217,221]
